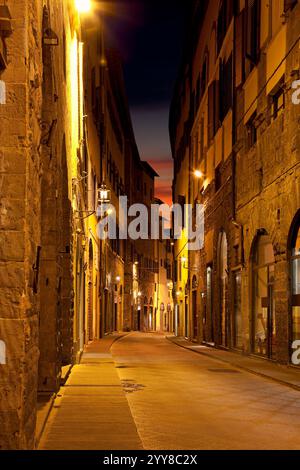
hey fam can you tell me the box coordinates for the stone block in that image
[0,231,25,261]
[0,287,22,319]
[0,411,20,450]
[0,174,25,199]
[0,84,26,119]
[0,262,24,289]
[0,198,25,231]
[0,149,26,174]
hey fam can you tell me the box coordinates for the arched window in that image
[252,233,275,358]
[200,52,209,98]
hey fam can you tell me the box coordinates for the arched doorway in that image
[219,232,228,347]
[143,297,148,331]
[252,232,276,358]
[203,266,214,343]
[88,240,94,342]
[289,213,300,359]
[192,275,198,340]
[149,298,153,331]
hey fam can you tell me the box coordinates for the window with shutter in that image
[208,82,215,143]
[214,79,220,132]
[245,0,260,74]
[235,10,245,87]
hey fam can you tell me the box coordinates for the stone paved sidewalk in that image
[168,336,300,391]
[38,334,143,450]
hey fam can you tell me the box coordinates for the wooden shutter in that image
[215,79,220,132]
[208,82,215,142]
[235,10,244,87]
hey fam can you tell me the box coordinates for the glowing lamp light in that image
[75,0,91,13]
[116,276,121,283]
[194,169,204,178]
[176,291,181,297]
[181,257,187,263]
[137,292,142,297]
[98,184,111,204]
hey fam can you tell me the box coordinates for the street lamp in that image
[98,183,111,204]
[194,169,204,179]
[75,0,91,13]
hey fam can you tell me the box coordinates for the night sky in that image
[102,0,189,204]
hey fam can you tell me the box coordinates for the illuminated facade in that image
[0,0,87,449]
[170,0,300,363]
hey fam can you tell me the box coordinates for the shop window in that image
[205,266,214,343]
[252,233,276,358]
[291,218,300,350]
[234,271,243,349]
[219,232,228,347]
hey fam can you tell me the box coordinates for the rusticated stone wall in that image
[0,0,73,449]
[235,3,300,362]
[0,0,43,450]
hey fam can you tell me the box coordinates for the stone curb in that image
[35,333,129,449]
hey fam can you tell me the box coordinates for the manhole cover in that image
[121,380,145,394]
[207,368,240,373]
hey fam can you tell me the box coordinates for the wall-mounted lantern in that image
[43,28,59,46]
[98,183,111,204]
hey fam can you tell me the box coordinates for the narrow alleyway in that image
[39,333,300,450]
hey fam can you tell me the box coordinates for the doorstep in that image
[167,336,300,391]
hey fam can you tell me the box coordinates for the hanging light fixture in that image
[75,0,91,14]
[97,183,111,204]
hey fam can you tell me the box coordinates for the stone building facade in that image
[234,0,300,362]
[0,0,165,450]
[170,0,300,365]
[0,0,81,449]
